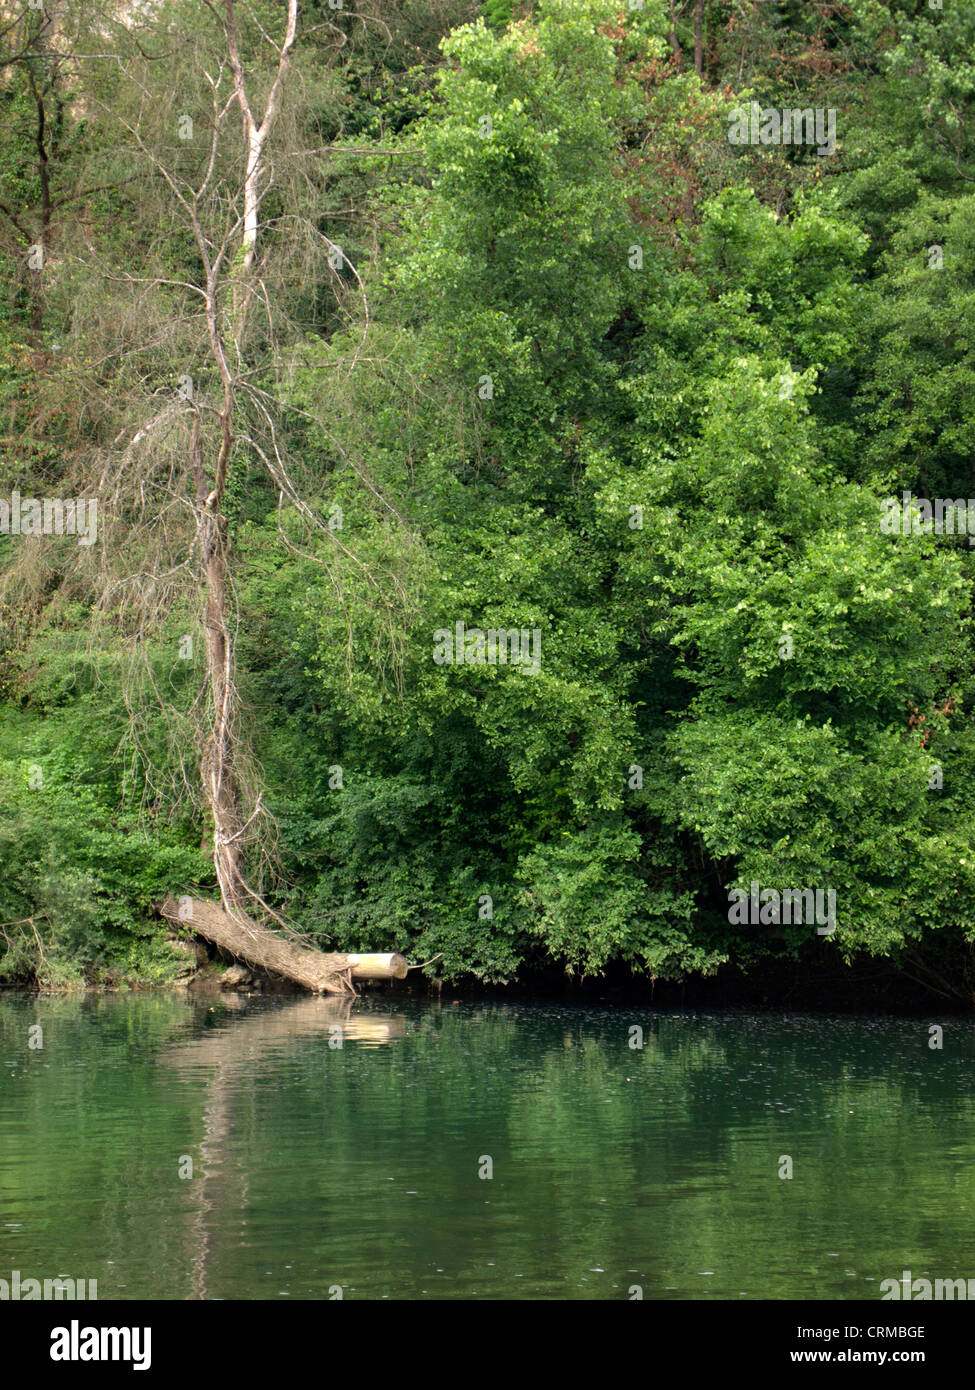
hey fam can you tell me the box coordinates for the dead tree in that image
[89,1,413,931]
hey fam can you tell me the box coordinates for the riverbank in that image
[4,930,973,1015]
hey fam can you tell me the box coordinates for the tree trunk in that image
[200,506,244,906]
[187,410,248,911]
[185,0,298,917]
[668,0,684,69]
[160,896,407,994]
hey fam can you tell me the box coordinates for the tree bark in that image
[187,411,246,910]
[668,0,684,69]
[160,896,407,994]
[183,0,298,914]
[225,0,298,274]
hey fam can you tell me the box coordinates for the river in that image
[1,993,972,1300]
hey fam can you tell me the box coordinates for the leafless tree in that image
[2,0,419,934]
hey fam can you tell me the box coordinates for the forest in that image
[1,0,974,1002]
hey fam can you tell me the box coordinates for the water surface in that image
[1,993,972,1299]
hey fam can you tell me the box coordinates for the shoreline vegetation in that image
[3,1,975,1009]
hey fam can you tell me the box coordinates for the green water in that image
[1,992,973,1300]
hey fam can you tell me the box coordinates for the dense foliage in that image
[1,0,974,997]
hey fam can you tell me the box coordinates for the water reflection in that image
[3,998,975,1299]
[159,996,407,1071]
[156,997,406,1298]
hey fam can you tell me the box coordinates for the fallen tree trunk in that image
[160,896,407,995]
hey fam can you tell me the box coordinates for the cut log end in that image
[347,952,408,980]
